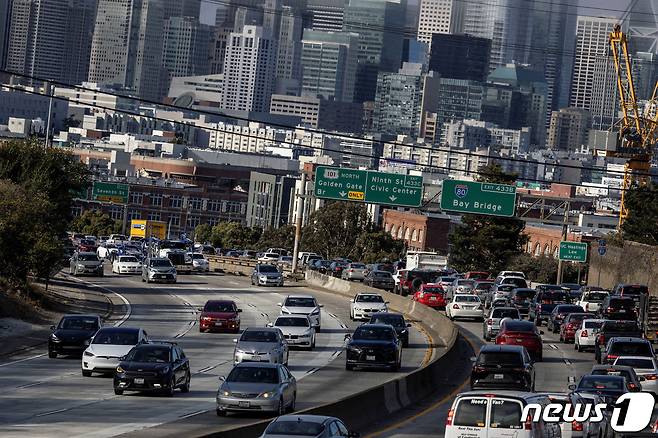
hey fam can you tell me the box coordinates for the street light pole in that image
[45,82,53,148]
[291,172,307,274]
[556,202,569,284]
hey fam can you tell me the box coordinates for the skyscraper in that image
[570,16,617,111]
[162,17,212,89]
[429,33,490,82]
[344,0,406,103]
[307,0,346,32]
[372,63,424,137]
[221,25,277,112]
[547,107,591,151]
[622,0,658,54]
[0,0,10,69]
[300,30,358,102]
[6,0,69,81]
[275,6,303,94]
[417,0,463,45]
[461,0,531,70]
[88,0,165,101]
[64,0,98,85]
[162,0,200,20]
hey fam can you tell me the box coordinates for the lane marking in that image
[16,381,43,389]
[0,353,47,368]
[564,359,572,365]
[178,409,209,420]
[305,367,320,375]
[548,344,558,350]
[195,360,229,374]
[35,408,68,417]
[568,376,576,383]
[61,273,132,327]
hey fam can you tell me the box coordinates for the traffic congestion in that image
[26,232,658,437]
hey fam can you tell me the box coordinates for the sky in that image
[199,0,635,26]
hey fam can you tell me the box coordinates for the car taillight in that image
[473,365,485,373]
[525,416,533,430]
[572,421,583,432]
[487,319,493,325]
[607,307,612,312]
[585,303,589,311]
[453,304,460,309]
[645,374,658,380]
[653,419,658,433]
[598,335,605,344]
[581,330,588,337]
[445,408,454,426]
[606,354,618,360]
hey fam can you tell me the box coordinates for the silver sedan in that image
[216,362,296,416]
[234,327,289,365]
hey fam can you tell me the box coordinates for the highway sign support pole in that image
[122,204,128,235]
[556,204,569,284]
[45,82,53,148]
[291,172,307,274]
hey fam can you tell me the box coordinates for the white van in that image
[445,391,561,438]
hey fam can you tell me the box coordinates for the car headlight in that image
[116,365,125,373]
[303,329,312,336]
[235,349,245,355]
[259,391,274,398]
[50,333,60,341]
[159,366,170,375]
[400,329,407,333]
[201,316,212,321]
[311,308,320,315]
[77,264,86,269]
[347,345,362,353]
[281,308,291,314]
[222,390,231,397]
[259,275,267,280]
[84,351,94,357]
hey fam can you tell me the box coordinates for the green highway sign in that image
[440,179,517,217]
[92,181,129,204]
[559,241,588,262]
[314,166,423,207]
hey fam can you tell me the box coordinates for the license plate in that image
[366,355,376,361]
[516,339,523,342]
[430,297,437,301]
[134,378,144,384]
[494,374,504,379]
[239,401,250,408]
[252,355,260,361]
[215,322,224,326]
[619,309,626,313]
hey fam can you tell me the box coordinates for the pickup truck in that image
[594,320,643,363]
[397,269,440,296]
[528,289,570,326]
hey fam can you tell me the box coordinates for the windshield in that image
[285,297,316,307]
[80,239,95,246]
[258,265,279,273]
[204,302,236,313]
[475,282,493,291]
[502,322,535,333]
[265,421,324,436]
[585,293,607,302]
[92,329,138,345]
[477,352,522,366]
[579,377,623,390]
[423,287,443,293]
[591,369,633,380]
[275,317,309,327]
[241,330,278,343]
[610,342,652,356]
[353,326,394,341]
[78,254,99,261]
[128,346,170,363]
[455,295,480,303]
[615,358,655,369]
[492,309,519,319]
[557,306,584,314]
[502,278,527,287]
[191,254,205,260]
[620,285,648,295]
[609,299,634,309]
[227,366,279,384]
[118,256,139,263]
[356,295,384,303]
[350,263,366,269]
[603,321,639,332]
[374,271,392,278]
[159,241,187,250]
[59,316,99,330]
[370,315,404,327]
[514,290,536,299]
[540,291,568,302]
[584,320,603,329]
[150,259,172,267]
[457,280,474,286]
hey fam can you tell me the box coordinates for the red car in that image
[559,312,595,343]
[464,271,490,280]
[199,300,242,333]
[412,283,447,309]
[78,238,97,252]
[495,319,543,361]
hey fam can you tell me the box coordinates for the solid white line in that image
[61,273,132,327]
[564,359,572,365]
[16,381,43,389]
[35,408,68,417]
[178,409,209,419]
[0,353,47,368]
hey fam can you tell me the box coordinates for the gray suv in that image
[251,264,283,287]
[141,257,177,283]
[233,327,289,365]
[69,252,104,276]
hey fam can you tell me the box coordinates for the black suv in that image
[594,320,642,363]
[470,345,535,391]
[600,337,655,365]
[48,314,101,358]
[114,341,191,396]
[598,296,637,320]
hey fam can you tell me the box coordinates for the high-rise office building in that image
[275,6,303,94]
[6,0,69,81]
[64,0,98,85]
[221,25,277,112]
[590,57,618,131]
[462,0,531,70]
[300,30,358,102]
[429,33,490,82]
[162,17,213,92]
[547,107,591,151]
[344,0,406,103]
[417,0,463,45]
[0,0,11,69]
[210,27,232,75]
[570,16,617,111]
[88,0,165,101]
[623,0,658,54]
[307,0,346,32]
[372,63,424,137]
[162,0,200,20]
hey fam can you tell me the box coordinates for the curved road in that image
[0,268,430,438]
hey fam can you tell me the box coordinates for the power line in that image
[2,67,651,179]
[3,82,654,196]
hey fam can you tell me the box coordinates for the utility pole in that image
[45,82,53,148]
[122,204,128,235]
[556,202,569,284]
[291,172,307,274]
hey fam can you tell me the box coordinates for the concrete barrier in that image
[194,271,459,438]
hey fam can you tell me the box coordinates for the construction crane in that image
[607,24,657,227]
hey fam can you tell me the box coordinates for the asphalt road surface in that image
[0,268,430,438]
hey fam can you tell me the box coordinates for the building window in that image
[129,192,143,205]
[151,194,163,207]
[397,227,404,239]
[170,196,182,208]
[169,215,180,226]
[187,215,201,228]
[189,197,203,210]
[128,209,141,220]
[207,199,221,212]
[110,206,123,220]
[411,229,418,241]
[404,228,411,240]
[147,212,161,221]
[534,243,541,256]
[390,225,397,237]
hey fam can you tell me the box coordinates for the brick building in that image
[382,210,452,253]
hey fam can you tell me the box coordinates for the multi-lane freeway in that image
[0,268,431,438]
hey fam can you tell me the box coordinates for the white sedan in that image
[574,318,604,352]
[446,294,484,321]
[258,252,280,263]
[188,252,209,272]
[270,315,316,350]
[350,292,388,321]
[82,327,148,376]
[613,356,658,395]
[111,255,142,274]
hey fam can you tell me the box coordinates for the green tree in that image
[194,224,212,244]
[301,202,372,259]
[620,184,658,246]
[70,209,121,236]
[256,225,295,251]
[448,164,528,273]
[210,222,262,249]
[350,230,404,263]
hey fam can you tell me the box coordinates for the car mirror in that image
[237,309,242,313]
[568,384,576,391]
[266,322,273,327]
[50,325,56,331]
[319,304,324,308]
[218,376,225,381]
[232,339,238,343]
[406,323,411,327]
[639,376,646,381]
[470,356,477,362]
[540,330,545,335]
[344,334,351,341]
[197,307,204,312]
[277,303,282,307]
[350,299,354,303]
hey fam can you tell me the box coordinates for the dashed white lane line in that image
[563,359,572,365]
[35,408,68,417]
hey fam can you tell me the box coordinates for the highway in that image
[365,317,601,437]
[0,268,430,438]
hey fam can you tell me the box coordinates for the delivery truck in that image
[130,220,167,240]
